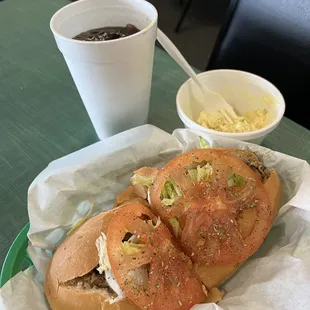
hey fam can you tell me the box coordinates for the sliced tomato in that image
[150,149,272,266]
[150,149,222,220]
[107,203,206,310]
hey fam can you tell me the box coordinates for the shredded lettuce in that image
[161,198,175,206]
[168,217,182,238]
[131,174,155,187]
[188,169,198,181]
[96,233,111,274]
[67,203,94,236]
[188,162,213,182]
[160,178,182,206]
[147,217,161,229]
[95,233,126,304]
[184,202,191,210]
[105,268,126,304]
[197,163,213,181]
[227,167,247,187]
[121,242,145,255]
[199,136,210,149]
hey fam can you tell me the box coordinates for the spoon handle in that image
[157,29,205,91]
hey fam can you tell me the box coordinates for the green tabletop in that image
[0,0,310,271]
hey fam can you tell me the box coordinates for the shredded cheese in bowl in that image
[197,109,268,133]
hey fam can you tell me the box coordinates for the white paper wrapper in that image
[1,124,310,310]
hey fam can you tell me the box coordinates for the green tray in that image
[0,223,33,287]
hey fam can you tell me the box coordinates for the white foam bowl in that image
[176,70,285,145]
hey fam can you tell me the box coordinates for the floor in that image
[148,0,229,70]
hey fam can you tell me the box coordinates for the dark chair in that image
[207,0,310,129]
[175,0,194,33]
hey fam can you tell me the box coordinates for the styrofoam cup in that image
[50,0,158,140]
